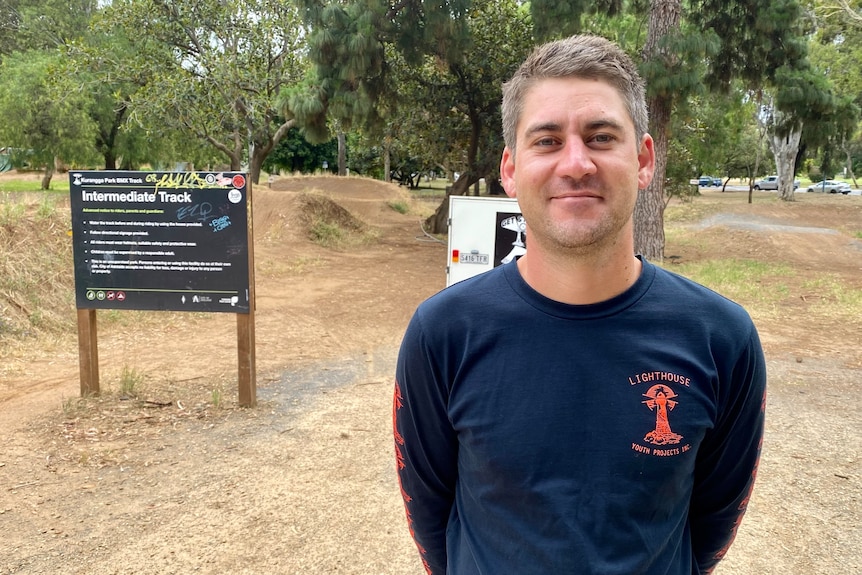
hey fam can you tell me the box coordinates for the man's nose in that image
[557,138,597,180]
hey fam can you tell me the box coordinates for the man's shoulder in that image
[422,264,513,309]
[648,262,754,326]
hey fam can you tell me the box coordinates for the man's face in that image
[500,77,654,255]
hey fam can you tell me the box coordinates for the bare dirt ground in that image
[1,175,860,574]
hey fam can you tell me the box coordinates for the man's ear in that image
[637,134,656,190]
[500,146,517,198]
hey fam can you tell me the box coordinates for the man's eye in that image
[536,137,558,147]
[592,134,614,144]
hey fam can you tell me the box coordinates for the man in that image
[393,35,766,575]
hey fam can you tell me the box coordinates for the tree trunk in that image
[424,174,479,234]
[104,151,117,171]
[337,131,347,176]
[772,127,801,201]
[842,137,857,188]
[41,161,55,190]
[249,149,265,185]
[635,0,681,261]
[384,139,391,183]
[487,176,504,195]
[751,97,768,205]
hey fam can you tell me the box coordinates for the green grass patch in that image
[309,218,347,247]
[0,201,27,226]
[665,259,794,306]
[800,273,862,315]
[0,177,69,194]
[664,201,716,225]
[118,365,145,397]
[387,200,410,214]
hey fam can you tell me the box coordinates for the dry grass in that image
[0,194,75,338]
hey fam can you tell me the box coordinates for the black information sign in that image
[70,171,250,313]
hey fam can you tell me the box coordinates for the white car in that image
[754,175,800,190]
[807,180,851,194]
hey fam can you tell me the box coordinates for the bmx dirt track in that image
[0,174,860,574]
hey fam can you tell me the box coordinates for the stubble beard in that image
[526,182,636,257]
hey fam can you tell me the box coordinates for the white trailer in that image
[446,196,525,287]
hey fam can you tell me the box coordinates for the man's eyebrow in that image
[585,118,626,132]
[523,122,562,139]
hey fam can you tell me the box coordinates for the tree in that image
[13,0,98,51]
[806,0,862,184]
[96,0,308,184]
[67,29,162,171]
[298,0,533,233]
[0,1,106,184]
[0,51,99,187]
[681,92,763,182]
[2,0,162,173]
[262,126,337,175]
[757,64,840,200]
[815,0,862,24]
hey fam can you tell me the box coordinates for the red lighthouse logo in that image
[642,384,683,446]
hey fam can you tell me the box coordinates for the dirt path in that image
[1,181,860,574]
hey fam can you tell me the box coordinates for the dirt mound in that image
[253,175,414,245]
[268,174,409,220]
[269,174,405,201]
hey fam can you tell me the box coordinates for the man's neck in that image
[516,243,642,305]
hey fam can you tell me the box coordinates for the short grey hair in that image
[501,34,648,156]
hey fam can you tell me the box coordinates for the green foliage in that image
[0,0,21,57]
[211,388,223,409]
[95,0,308,181]
[804,3,862,178]
[690,0,808,91]
[13,0,98,51]
[0,50,100,171]
[529,0,623,42]
[299,0,533,188]
[774,65,838,133]
[674,88,766,182]
[309,218,347,247]
[262,127,338,175]
[640,28,719,104]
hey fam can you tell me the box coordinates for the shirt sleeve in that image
[393,310,458,575]
[690,325,767,573]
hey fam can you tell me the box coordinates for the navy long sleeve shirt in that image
[394,258,766,575]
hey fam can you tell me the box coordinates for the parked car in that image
[807,180,851,194]
[754,175,800,190]
[698,176,723,187]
